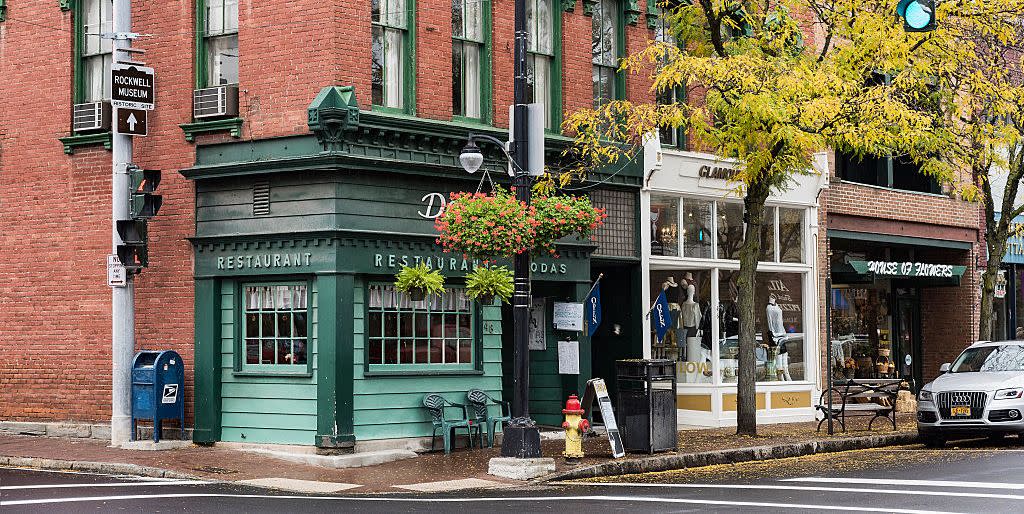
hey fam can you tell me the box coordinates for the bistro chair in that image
[423,393,480,454]
[467,388,512,448]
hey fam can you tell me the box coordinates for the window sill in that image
[180,117,244,143]
[232,370,312,378]
[59,132,112,155]
[834,178,947,198]
[364,369,483,377]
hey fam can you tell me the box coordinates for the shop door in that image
[895,296,923,392]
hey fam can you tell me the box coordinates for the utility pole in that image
[501,0,541,459]
[109,0,135,446]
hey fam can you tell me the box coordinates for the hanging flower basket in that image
[465,265,514,304]
[394,263,445,300]
[434,191,534,261]
[531,195,607,256]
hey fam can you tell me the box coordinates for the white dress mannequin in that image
[767,295,791,381]
[682,284,705,382]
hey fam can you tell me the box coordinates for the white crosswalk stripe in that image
[561,481,1024,501]
[781,477,1024,490]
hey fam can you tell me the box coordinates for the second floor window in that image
[204,0,239,86]
[653,8,684,148]
[527,0,555,129]
[81,0,113,102]
[452,0,485,119]
[592,0,619,107]
[372,0,409,110]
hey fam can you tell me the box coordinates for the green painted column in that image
[192,278,222,444]
[316,273,356,448]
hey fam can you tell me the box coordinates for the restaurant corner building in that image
[183,87,644,448]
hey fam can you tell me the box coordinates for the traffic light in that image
[897,0,936,32]
[128,165,162,219]
[116,219,148,272]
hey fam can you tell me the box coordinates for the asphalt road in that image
[3,438,1024,513]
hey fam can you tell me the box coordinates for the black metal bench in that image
[816,378,902,432]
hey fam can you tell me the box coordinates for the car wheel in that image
[923,435,946,448]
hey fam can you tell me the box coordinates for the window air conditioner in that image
[72,101,112,132]
[193,84,239,119]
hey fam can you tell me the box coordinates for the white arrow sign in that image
[126,112,138,131]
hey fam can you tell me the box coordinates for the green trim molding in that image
[180,118,244,142]
[59,132,112,154]
[1,0,7,22]
[625,0,641,25]
[315,273,356,448]
[562,0,576,12]
[192,278,223,444]
[60,0,71,11]
[827,229,973,251]
[646,0,658,30]
[308,86,360,152]
[583,0,597,15]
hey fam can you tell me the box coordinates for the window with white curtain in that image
[591,0,619,107]
[452,0,485,119]
[81,0,113,102]
[204,0,239,86]
[653,7,683,148]
[372,0,409,110]
[527,0,555,129]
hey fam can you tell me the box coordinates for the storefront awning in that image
[838,259,966,287]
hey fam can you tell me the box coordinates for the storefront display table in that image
[816,378,901,432]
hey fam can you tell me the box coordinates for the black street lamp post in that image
[459,0,541,459]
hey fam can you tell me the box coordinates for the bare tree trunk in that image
[736,178,771,436]
[980,230,1008,341]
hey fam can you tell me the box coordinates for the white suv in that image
[917,340,1024,447]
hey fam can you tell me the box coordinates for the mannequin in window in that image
[767,294,791,381]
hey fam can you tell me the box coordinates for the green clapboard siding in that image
[351,278,505,441]
[219,282,318,445]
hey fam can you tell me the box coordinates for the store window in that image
[718,271,805,382]
[367,284,475,370]
[830,285,893,380]
[650,195,679,256]
[649,270,713,384]
[682,199,713,259]
[759,207,776,262]
[716,201,744,260]
[779,207,804,263]
[242,284,309,369]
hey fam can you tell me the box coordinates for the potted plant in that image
[394,263,445,301]
[465,265,514,304]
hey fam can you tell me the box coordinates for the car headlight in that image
[918,389,933,402]
[994,388,1024,400]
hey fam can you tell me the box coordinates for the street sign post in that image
[115,108,148,136]
[107,254,127,287]
[110,63,155,110]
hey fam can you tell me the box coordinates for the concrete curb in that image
[0,455,200,480]
[539,432,920,481]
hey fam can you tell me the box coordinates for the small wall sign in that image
[161,384,179,404]
[558,340,580,375]
[552,302,584,331]
[529,297,546,351]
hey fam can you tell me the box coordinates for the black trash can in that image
[615,359,677,453]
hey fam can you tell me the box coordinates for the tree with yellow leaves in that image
[560,0,1024,435]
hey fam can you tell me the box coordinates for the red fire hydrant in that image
[562,394,590,461]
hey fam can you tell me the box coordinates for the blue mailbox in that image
[131,350,185,442]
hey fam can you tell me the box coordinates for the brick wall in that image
[0,1,661,425]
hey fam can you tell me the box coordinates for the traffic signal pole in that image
[110,0,135,447]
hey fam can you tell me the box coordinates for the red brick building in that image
[0,0,658,445]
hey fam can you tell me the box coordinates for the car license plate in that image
[950,405,971,417]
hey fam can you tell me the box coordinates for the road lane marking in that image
[558,481,1024,501]
[0,492,963,513]
[782,477,1024,490]
[1,480,212,490]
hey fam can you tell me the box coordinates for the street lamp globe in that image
[459,140,484,174]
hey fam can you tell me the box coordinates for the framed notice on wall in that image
[558,340,580,374]
[552,302,584,331]
[529,297,546,351]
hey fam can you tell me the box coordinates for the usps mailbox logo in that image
[162,384,179,404]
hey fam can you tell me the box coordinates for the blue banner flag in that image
[652,290,671,343]
[585,283,602,337]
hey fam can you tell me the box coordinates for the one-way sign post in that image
[115,108,148,136]
[110,63,154,110]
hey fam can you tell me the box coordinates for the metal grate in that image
[589,189,637,258]
[252,180,270,216]
[936,391,987,420]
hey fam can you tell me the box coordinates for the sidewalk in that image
[0,414,918,493]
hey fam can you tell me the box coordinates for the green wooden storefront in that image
[183,87,643,448]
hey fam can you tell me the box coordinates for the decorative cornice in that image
[308,86,360,152]
[59,0,72,12]
[180,118,243,142]
[646,0,659,30]
[1,0,8,22]
[562,0,577,12]
[583,0,597,16]
[59,132,112,154]
[625,0,641,25]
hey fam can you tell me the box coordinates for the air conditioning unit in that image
[72,101,111,132]
[193,84,239,119]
